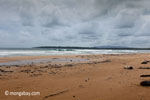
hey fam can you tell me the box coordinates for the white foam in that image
[0,49,149,57]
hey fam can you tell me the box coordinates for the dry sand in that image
[0,54,150,100]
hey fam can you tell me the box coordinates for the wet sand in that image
[0,54,150,100]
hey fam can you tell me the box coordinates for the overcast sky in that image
[0,0,150,48]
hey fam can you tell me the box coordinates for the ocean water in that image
[0,48,150,57]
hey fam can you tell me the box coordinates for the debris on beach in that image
[20,69,31,73]
[0,69,13,73]
[48,71,57,75]
[44,90,69,99]
[30,74,42,77]
[140,75,150,77]
[141,60,150,64]
[65,64,74,67]
[13,65,20,67]
[138,67,150,69]
[85,78,90,82]
[140,81,150,86]
[101,60,111,63]
[79,85,85,88]
[124,65,133,70]
[40,66,49,69]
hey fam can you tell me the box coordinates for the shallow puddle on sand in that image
[0,58,89,66]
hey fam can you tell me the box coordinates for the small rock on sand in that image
[140,75,150,77]
[124,65,133,70]
[85,78,90,82]
[140,81,150,86]
[138,67,150,69]
[141,60,150,64]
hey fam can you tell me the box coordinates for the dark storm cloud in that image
[43,18,63,28]
[42,17,70,28]
[0,0,150,47]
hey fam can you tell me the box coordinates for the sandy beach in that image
[0,54,150,100]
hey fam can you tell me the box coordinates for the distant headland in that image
[34,46,150,50]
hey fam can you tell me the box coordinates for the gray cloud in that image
[0,0,150,48]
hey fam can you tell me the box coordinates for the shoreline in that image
[0,53,150,100]
[0,53,142,63]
